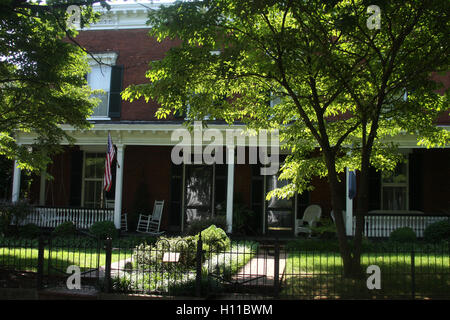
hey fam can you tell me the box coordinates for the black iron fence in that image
[1,235,449,299]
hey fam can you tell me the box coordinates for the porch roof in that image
[15,122,450,148]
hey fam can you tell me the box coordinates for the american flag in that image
[103,132,115,192]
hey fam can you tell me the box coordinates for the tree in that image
[123,0,449,277]
[0,0,109,173]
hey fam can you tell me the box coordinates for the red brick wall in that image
[121,146,172,229]
[76,29,181,121]
[234,163,252,207]
[43,147,75,207]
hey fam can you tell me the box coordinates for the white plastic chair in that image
[296,204,322,236]
[330,210,346,225]
[136,200,165,236]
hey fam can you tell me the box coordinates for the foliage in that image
[19,223,41,239]
[0,0,111,172]
[111,276,133,293]
[389,227,417,243]
[310,218,337,239]
[52,221,77,238]
[197,224,231,252]
[217,199,257,236]
[133,235,198,271]
[89,221,118,240]
[184,215,227,236]
[0,201,32,236]
[424,220,450,243]
[123,0,450,276]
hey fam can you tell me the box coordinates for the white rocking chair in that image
[136,200,165,236]
[296,204,322,237]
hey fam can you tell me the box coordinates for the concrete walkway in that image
[231,250,286,286]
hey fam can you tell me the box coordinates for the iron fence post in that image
[411,247,415,300]
[274,241,280,298]
[104,237,112,293]
[195,232,203,297]
[36,235,45,290]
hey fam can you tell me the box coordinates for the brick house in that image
[11,2,450,237]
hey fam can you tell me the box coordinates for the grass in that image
[281,245,450,299]
[0,237,138,275]
[1,235,448,299]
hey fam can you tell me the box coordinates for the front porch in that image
[11,125,450,238]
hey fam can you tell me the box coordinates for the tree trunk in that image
[350,149,372,278]
[325,156,355,277]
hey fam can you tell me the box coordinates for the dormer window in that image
[87,53,123,120]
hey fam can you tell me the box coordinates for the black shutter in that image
[169,164,183,230]
[368,166,381,211]
[108,65,123,118]
[409,152,423,211]
[69,150,83,207]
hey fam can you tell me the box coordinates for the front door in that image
[184,165,213,229]
[265,174,295,235]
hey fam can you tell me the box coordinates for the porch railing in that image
[23,206,114,230]
[352,213,450,238]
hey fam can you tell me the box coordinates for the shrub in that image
[185,216,227,236]
[390,227,417,243]
[424,220,450,243]
[20,223,41,239]
[310,218,337,239]
[0,201,32,236]
[198,225,231,252]
[52,221,77,238]
[89,221,118,240]
[133,235,198,271]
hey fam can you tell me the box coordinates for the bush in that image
[52,221,77,238]
[198,225,231,252]
[310,218,337,239]
[390,227,417,243]
[184,216,227,236]
[0,201,32,236]
[424,220,450,243]
[20,223,41,239]
[89,221,118,240]
[133,235,198,271]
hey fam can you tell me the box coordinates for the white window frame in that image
[381,158,409,211]
[81,151,105,208]
[86,52,118,120]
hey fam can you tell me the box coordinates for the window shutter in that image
[69,150,83,207]
[108,65,123,118]
[409,152,423,211]
[368,166,381,211]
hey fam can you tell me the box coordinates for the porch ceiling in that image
[14,123,450,148]
[15,122,279,147]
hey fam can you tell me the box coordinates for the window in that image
[381,160,409,210]
[87,64,111,118]
[86,53,121,119]
[82,153,105,208]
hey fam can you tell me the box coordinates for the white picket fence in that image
[21,207,114,230]
[352,214,450,238]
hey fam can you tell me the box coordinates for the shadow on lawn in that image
[281,250,450,299]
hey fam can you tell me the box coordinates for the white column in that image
[39,171,46,206]
[114,145,125,229]
[12,160,21,202]
[345,168,354,236]
[226,146,235,234]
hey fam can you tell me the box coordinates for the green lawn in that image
[282,250,450,299]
